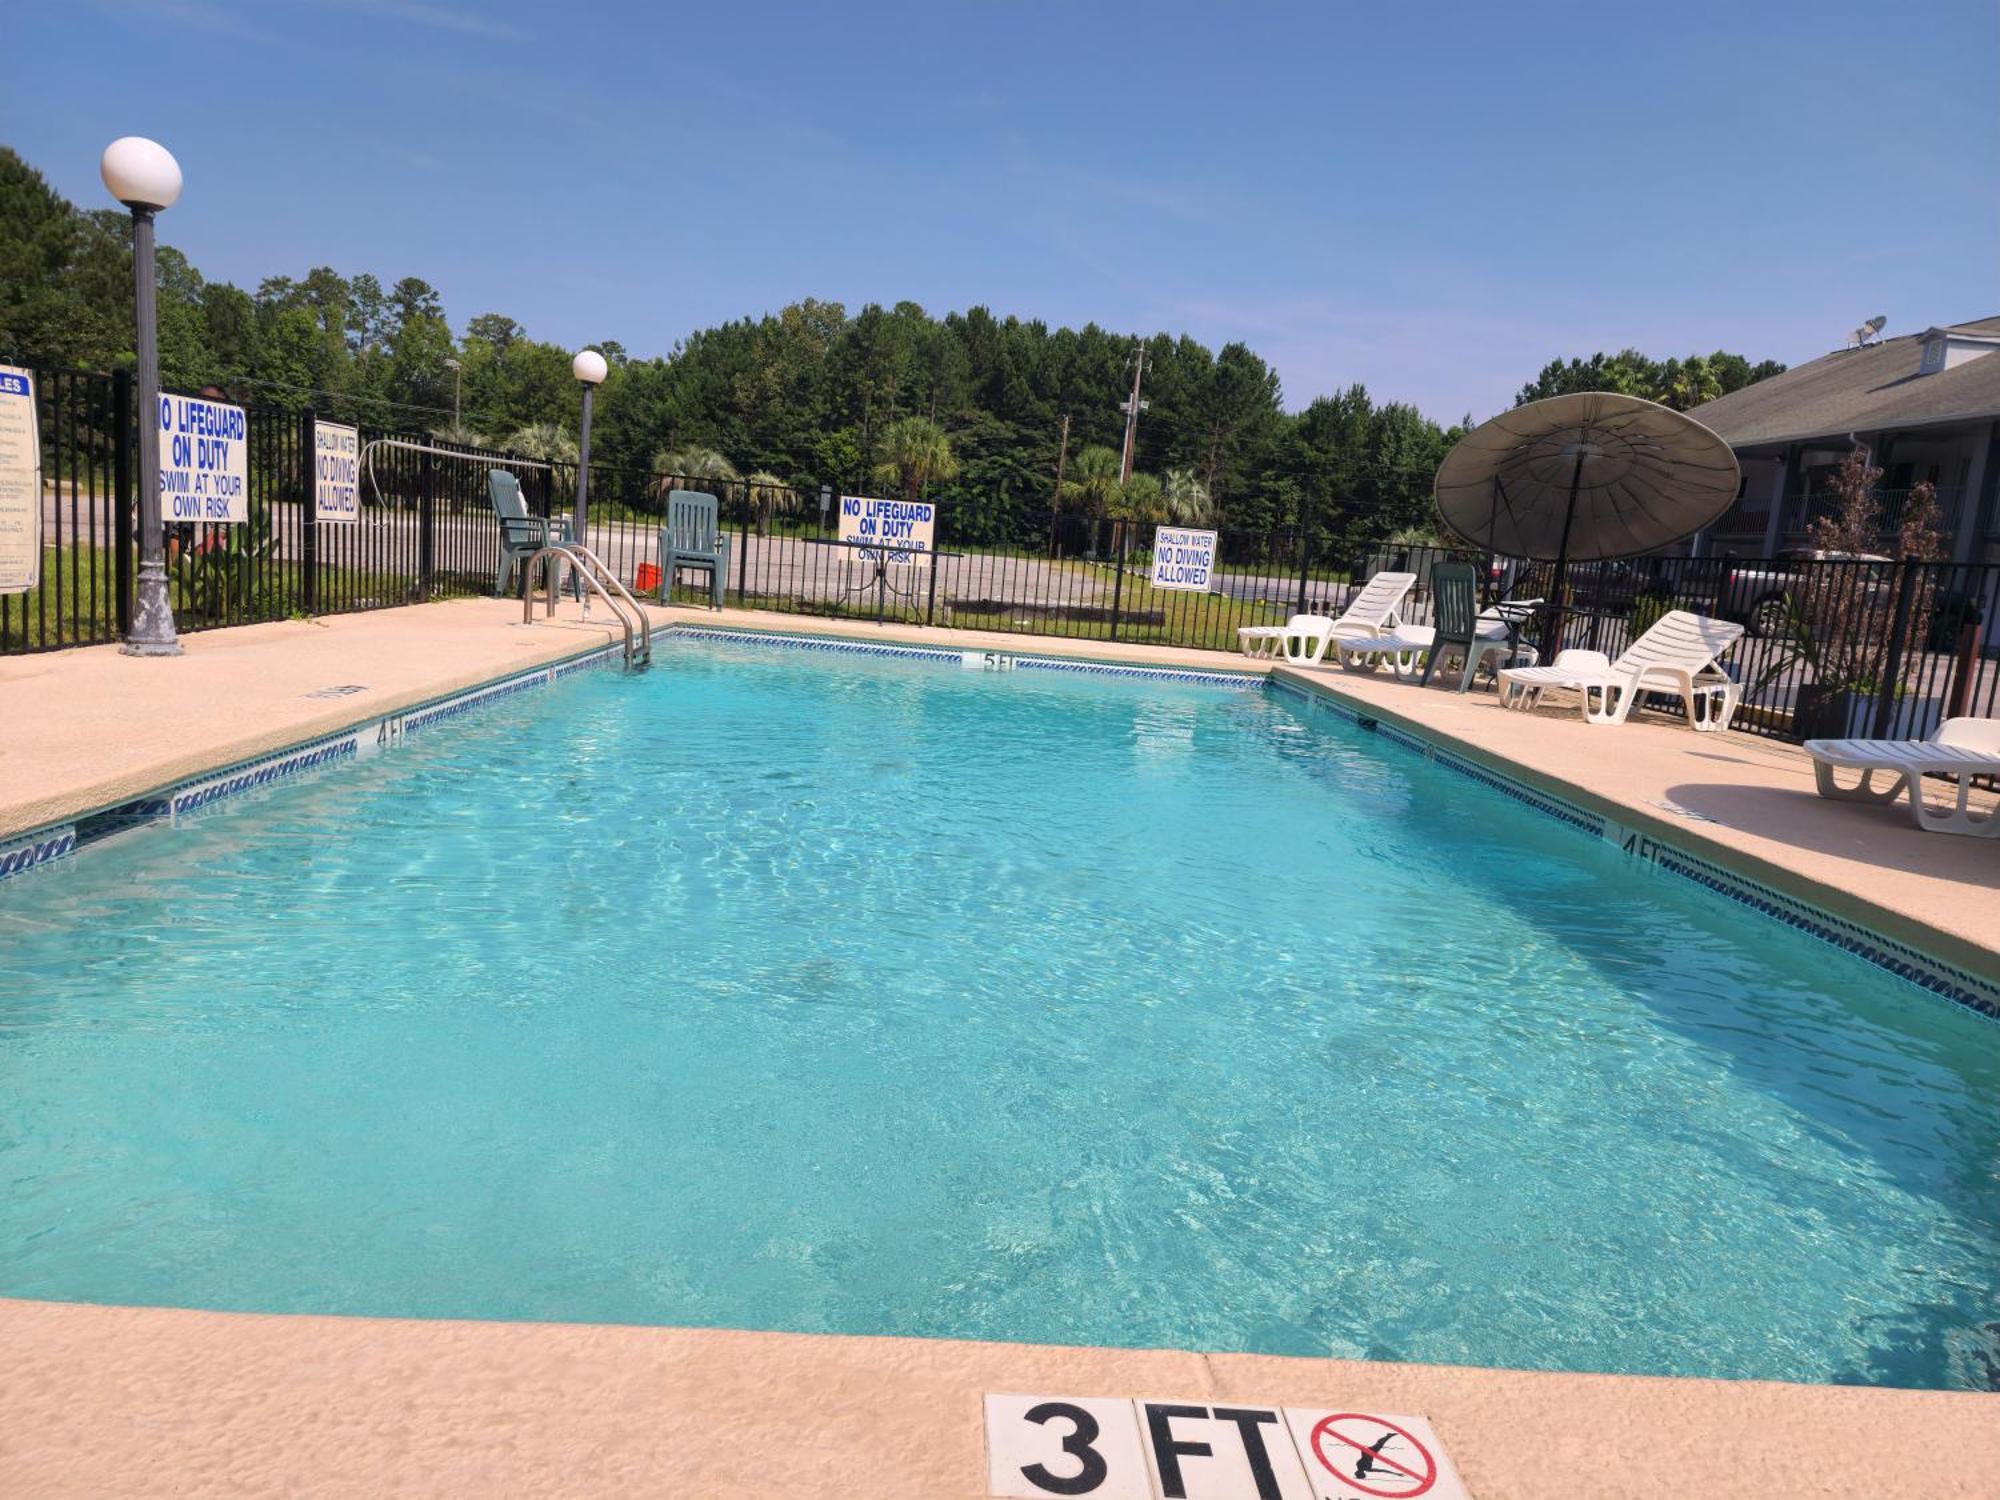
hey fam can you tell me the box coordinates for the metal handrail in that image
[519,544,652,669]
[360,436,557,514]
[565,542,653,666]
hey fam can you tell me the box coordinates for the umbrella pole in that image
[1484,477,1502,607]
[1546,449,1586,658]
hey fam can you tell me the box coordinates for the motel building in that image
[1692,316,2000,564]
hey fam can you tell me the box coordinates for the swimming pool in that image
[3,635,1996,1391]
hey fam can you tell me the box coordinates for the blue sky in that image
[9,1,1996,421]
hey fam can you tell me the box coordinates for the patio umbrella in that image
[1433,392,1739,653]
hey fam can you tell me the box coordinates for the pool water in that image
[3,638,1997,1391]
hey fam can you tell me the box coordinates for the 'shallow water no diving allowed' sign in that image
[1150,526,1217,592]
[312,420,362,523]
[158,392,249,524]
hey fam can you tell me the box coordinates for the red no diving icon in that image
[1308,1413,1437,1497]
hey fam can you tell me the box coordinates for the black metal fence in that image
[5,362,1995,747]
[1358,544,2000,744]
[0,365,794,652]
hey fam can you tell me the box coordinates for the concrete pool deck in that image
[2,1299,1995,1499]
[2,597,1997,1497]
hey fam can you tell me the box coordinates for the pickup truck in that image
[1713,549,1892,637]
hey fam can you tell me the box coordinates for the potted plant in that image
[1750,456,1949,740]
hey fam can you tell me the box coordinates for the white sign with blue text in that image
[1150,526,1217,592]
[158,393,249,524]
[839,494,935,566]
[0,365,41,594]
[312,420,362,523]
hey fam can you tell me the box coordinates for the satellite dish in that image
[1848,315,1887,348]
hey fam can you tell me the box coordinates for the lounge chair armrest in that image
[500,514,571,547]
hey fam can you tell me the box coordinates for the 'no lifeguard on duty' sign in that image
[839,494,935,565]
[158,393,249,524]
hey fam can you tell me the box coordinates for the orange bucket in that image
[634,563,663,593]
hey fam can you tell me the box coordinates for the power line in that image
[225,375,501,427]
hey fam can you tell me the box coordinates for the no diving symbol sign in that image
[1303,1413,1437,1498]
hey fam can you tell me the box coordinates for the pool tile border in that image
[1268,673,2000,1021]
[664,624,1264,687]
[0,643,622,879]
[0,824,77,878]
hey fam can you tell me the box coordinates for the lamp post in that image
[571,348,607,545]
[102,136,184,657]
[443,356,462,431]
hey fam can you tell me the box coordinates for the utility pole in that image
[1047,412,1071,552]
[1117,340,1149,484]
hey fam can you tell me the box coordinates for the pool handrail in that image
[520,543,652,669]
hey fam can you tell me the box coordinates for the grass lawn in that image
[1,545,441,650]
[1,548,123,648]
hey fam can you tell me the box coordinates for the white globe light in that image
[100,137,183,211]
[572,349,609,385]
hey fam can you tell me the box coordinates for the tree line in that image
[1,146,1783,555]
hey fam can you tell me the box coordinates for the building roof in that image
[1690,316,2000,449]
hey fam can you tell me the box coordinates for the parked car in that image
[1714,549,1892,637]
[1514,557,1679,614]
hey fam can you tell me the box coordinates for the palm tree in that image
[651,446,741,511]
[1059,445,1123,542]
[870,415,958,503]
[1162,467,1215,526]
[503,422,578,464]
[652,445,740,486]
[429,422,488,449]
[1114,472,1165,525]
[744,470,801,537]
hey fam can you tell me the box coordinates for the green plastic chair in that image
[658,489,731,608]
[1418,561,1518,692]
[487,470,572,595]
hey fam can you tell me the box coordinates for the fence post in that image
[298,410,318,614]
[925,549,939,627]
[112,367,135,635]
[1945,609,1980,719]
[417,448,435,600]
[1869,555,1920,739]
[1295,519,1313,617]
[1108,519,1128,641]
[736,483,750,607]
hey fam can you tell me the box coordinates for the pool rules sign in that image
[0,366,41,594]
[159,392,249,524]
[984,1395,1472,1500]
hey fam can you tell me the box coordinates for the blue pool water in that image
[2,638,1997,1391]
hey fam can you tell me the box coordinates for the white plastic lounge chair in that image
[1237,615,1311,659]
[1497,610,1744,731]
[1237,571,1415,663]
[1337,599,1543,682]
[1804,717,2000,837]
